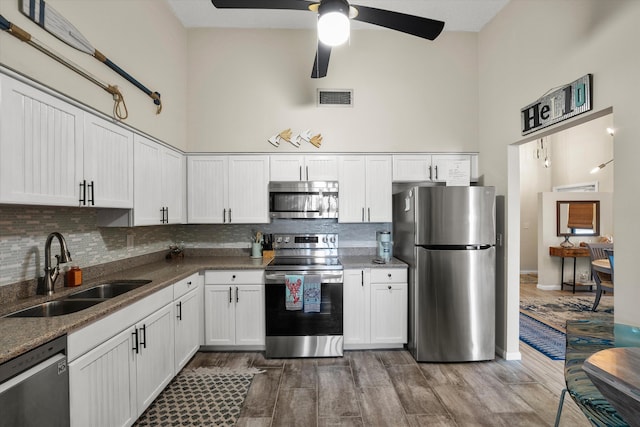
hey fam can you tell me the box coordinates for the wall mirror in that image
[556,200,600,237]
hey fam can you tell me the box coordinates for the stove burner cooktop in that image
[266,233,341,271]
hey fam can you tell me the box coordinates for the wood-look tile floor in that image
[186,280,593,426]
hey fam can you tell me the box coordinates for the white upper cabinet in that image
[0,74,134,208]
[0,74,83,206]
[83,114,133,208]
[392,155,432,182]
[187,156,228,223]
[338,155,392,223]
[134,134,185,225]
[270,155,338,181]
[392,154,478,182]
[187,155,269,224]
[228,156,270,223]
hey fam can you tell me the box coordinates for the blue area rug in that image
[519,313,566,360]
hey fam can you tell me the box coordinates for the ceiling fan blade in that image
[311,42,331,79]
[351,5,445,40]
[211,0,313,11]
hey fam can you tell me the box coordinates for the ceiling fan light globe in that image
[318,12,350,46]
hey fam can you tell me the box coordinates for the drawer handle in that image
[388,285,392,290]
[388,273,392,278]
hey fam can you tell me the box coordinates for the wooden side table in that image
[549,246,591,293]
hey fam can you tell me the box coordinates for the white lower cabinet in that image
[174,289,200,372]
[68,327,137,427]
[344,267,408,349]
[68,273,203,427]
[133,303,175,411]
[204,270,265,348]
[69,302,174,427]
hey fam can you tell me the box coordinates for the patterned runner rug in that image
[519,313,566,360]
[134,367,262,426]
[520,295,613,332]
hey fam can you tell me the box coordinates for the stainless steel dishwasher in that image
[0,335,70,427]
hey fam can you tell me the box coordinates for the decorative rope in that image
[106,85,128,120]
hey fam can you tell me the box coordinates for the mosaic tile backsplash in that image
[0,205,389,287]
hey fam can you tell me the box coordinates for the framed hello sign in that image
[521,74,593,135]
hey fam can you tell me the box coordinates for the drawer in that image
[204,270,264,285]
[370,268,407,284]
[173,273,201,299]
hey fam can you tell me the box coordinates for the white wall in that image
[0,0,188,149]
[479,0,640,356]
[186,29,479,153]
[537,192,613,289]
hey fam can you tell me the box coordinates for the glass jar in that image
[66,265,83,287]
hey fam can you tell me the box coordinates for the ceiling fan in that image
[210,0,445,78]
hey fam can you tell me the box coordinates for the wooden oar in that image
[0,14,129,120]
[19,0,162,114]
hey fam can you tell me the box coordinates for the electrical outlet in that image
[126,234,134,249]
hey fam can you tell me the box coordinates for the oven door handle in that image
[265,272,343,283]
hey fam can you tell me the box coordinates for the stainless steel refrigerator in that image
[393,186,496,362]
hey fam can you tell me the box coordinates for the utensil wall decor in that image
[268,129,323,148]
[19,0,162,114]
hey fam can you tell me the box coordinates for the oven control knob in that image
[284,237,290,243]
[322,236,328,243]
[276,237,282,243]
[329,236,335,243]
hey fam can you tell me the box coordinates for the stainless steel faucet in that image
[39,232,72,295]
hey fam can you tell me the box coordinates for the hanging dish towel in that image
[285,274,304,311]
[303,274,321,313]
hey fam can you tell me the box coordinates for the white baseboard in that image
[495,345,522,361]
[536,284,561,291]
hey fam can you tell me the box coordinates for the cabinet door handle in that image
[235,286,239,303]
[361,208,365,222]
[368,208,371,222]
[434,165,439,180]
[229,286,232,304]
[229,209,232,223]
[165,206,169,223]
[223,209,226,223]
[79,180,86,206]
[306,166,309,181]
[160,207,165,223]
[140,325,147,349]
[299,166,302,181]
[428,165,433,180]
[361,270,364,286]
[88,181,95,206]
[132,328,139,354]
[176,301,182,320]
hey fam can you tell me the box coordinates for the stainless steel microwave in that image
[269,181,338,219]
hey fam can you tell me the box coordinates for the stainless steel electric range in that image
[264,233,343,358]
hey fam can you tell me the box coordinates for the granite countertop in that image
[340,255,407,269]
[0,254,406,365]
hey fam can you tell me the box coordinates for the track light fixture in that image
[590,159,613,174]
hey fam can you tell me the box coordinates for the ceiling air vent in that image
[317,89,353,107]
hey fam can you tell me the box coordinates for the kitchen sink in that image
[5,299,103,318]
[66,280,152,299]
[4,280,152,318]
